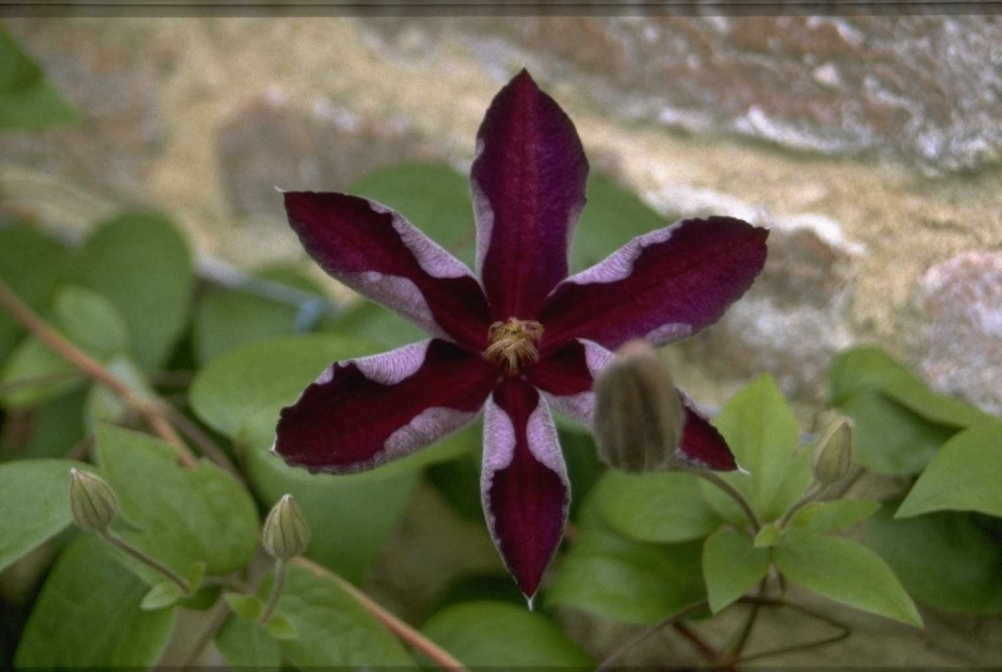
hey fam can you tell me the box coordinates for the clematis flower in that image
[273,70,768,598]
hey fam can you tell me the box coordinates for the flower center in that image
[484,318,544,376]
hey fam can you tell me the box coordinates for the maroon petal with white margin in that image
[274,339,497,473]
[538,217,768,354]
[472,70,589,320]
[284,191,493,350]
[674,395,738,471]
[526,338,613,426]
[482,378,569,599]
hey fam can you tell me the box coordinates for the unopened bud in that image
[262,494,310,560]
[593,340,685,472]
[69,468,118,532]
[812,416,854,484]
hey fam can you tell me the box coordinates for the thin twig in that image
[66,435,95,461]
[0,371,83,393]
[0,277,199,467]
[685,468,762,532]
[777,481,823,529]
[291,556,467,671]
[595,599,709,672]
[159,404,241,479]
[723,595,851,665]
[722,580,766,664]
[176,600,231,668]
[672,621,725,666]
[101,530,190,593]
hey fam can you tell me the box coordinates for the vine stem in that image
[777,481,824,529]
[594,599,710,672]
[101,530,190,593]
[684,467,762,532]
[0,277,200,468]
[259,559,287,624]
[292,557,467,672]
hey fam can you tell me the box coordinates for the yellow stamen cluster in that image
[484,318,544,376]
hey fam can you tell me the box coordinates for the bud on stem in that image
[69,468,118,532]
[593,340,685,472]
[812,415,854,484]
[262,494,310,561]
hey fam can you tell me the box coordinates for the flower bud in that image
[811,415,854,484]
[262,494,310,560]
[69,468,118,532]
[592,340,685,472]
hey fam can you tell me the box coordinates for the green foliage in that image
[261,565,415,667]
[700,374,811,523]
[15,534,176,667]
[828,347,986,475]
[96,424,259,578]
[422,601,594,668]
[591,470,722,542]
[897,421,1002,518]
[774,530,922,627]
[548,496,706,625]
[702,527,770,613]
[787,500,880,535]
[865,503,1002,614]
[52,286,130,361]
[73,212,194,370]
[0,337,81,408]
[139,582,186,611]
[0,225,73,363]
[0,387,87,461]
[193,265,326,365]
[0,27,80,129]
[215,616,281,671]
[0,459,93,572]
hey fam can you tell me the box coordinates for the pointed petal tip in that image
[525,593,536,611]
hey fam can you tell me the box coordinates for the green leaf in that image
[753,523,782,548]
[897,420,1002,518]
[193,265,325,365]
[191,334,466,583]
[829,347,988,428]
[422,601,593,668]
[0,336,81,408]
[0,458,92,572]
[215,616,280,671]
[186,561,207,593]
[84,355,152,431]
[328,299,435,351]
[702,527,770,613]
[0,27,80,129]
[264,565,415,667]
[96,424,259,577]
[139,582,185,611]
[700,375,810,522]
[838,391,954,475]
[15,534,175,667]
[864,503,1002,614]
[52,285,130,361]
[0,387,87,461]
[349,162,475,267]
[73,212,193,370]
[266,613,299,641]
[774,530,922,627]
[548,496,706,625]
[0,225,72,363]
[788,500,880,535]
[573,173,673,272]
[224,592,264,621]
[592,470,722,542]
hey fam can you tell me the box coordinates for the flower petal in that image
[674,395,738,471]
[284,191,492,350]
[538,217,768,353]
[472,69,589,320]
[274,339,496,473]
[481,378,569,598]
[526,338,612,426]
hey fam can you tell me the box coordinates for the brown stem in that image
[672,622,724,666]
[721,579,767,664]
[0,277,198,468]
[176,600,231,668]
[725,596,851,665]
[0,371,83,393]
[291,557,467,671]
[594,599,709,672]
[159,404,241,479]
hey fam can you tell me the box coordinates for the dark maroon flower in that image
[274,70,768,598]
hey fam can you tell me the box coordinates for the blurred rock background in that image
[2,12,1002,667]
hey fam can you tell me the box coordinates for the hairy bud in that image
[812,415,854,484]
[262,494,310,560]
[593,340,685,472]
[69,468,118,532]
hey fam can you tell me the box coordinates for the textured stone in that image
[919,252,1002,414]
[364,16,1002,174]
[217,92,442,221]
